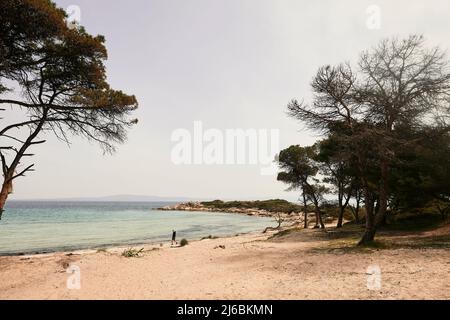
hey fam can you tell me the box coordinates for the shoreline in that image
[1,222,450,299]
[0,206,279,257]
[0,228,268,258]
[2,223,450,299]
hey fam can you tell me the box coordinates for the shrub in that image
[200,199,303,213]
[180,239,188,247]
[121,247,144,257]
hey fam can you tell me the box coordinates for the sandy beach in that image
[1,222,449,300]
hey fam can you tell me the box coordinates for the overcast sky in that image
[7,0,450,201]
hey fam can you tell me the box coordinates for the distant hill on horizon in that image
[9,194,202,202]
[9,194,300,203]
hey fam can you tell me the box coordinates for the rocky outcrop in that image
[158,201,302,221]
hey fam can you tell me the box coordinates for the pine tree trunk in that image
[311,194,324,229]
[354,199,360,223]
[313,203,323,228]
[337,184,344,228]
[313,211,320,228]
[304,211,308,228]
[0,181,10,220]
[358,189,376,245]
[375,160,389,227]
[358,222,376,244]
[337,207,344,228]
[318,210,325,229]
[302,194,308,229]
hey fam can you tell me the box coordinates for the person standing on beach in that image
[171,230,177,246]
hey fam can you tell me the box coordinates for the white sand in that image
[1,229,449,299]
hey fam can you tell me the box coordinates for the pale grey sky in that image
[7,0,450,201]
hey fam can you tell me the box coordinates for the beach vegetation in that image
[121,248,144,258]
[277,145,327,229]
[284,35,450,245]
[201,199,302,214]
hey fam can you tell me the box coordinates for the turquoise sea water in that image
[0,201,274,255]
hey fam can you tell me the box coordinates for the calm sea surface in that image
[0,201,274,255]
